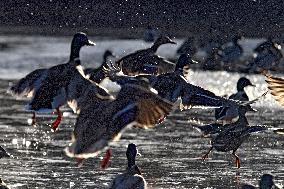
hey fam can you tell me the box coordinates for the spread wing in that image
[265,73,284,106]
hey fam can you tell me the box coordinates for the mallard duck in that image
[109,143,147,189]
[106,54,243,114]
[202,105,283,168]
[8,32,95,131]
[242,174,281,189]
[0,178,10,189]
[116,36,176,76]
[84,50,116,83]
[219,36,243,64]
[65,83,173,168]
[248,40,283,72]
[0,145,10,159]
[215,77,255,121]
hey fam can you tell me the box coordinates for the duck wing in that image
[65,84,173,159]
[265,73,284,106]
[27,62,76,111]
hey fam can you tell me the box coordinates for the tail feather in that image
[8,69,47,97]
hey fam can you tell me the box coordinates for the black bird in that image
[65,83,173,168]
[8,32,95,131]
[248,39,283,72]
[219,35,243,64]
[106,54,243,119]
[84,50,116,83]
[202,105,282,168]
[110,143,147,189]
[215,77,255,121]
[241,174,280,189]
[116,36,176,76]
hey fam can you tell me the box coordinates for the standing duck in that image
[65,83,173,168]
[109,143,147,189]
[116,36,176,76]
[84,50,116,83]
[215,77,255,121]
[202,105,283,168]
[242,174,280,189]
[219,36,243,70]
[8,32,95,131]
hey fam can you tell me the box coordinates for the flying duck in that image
[116,36,176,76]
[65,83,173,168]
[241,174,281,189]
[215,77,255,121]
[84,50,116,83]
[105,54,245,121]
[8,32,95,131]
[109,143,147,189]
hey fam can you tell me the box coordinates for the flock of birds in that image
[177,35,283,73]
[0,32,284,188]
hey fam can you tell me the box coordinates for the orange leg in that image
[51,107,62,132]
[100,149,112,169]
[232,150,241,169]
[31,112,36,126]
[202,146,213,160]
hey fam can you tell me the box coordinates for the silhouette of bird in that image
[202,105,283,168]
[65,83,173,168]
[8,32,95,131]
[110,143,147,189]
[241,174,280,189]
[116,36,176,76]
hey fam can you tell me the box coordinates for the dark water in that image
[0,36,283,188]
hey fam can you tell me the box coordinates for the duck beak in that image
[86,40,96,46]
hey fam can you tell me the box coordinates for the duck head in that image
[175,54,198,71]
[126,143,140,168]
[151,36,176,52]
[70,32,96,61]
[259,174,274,189]
[237,77,255,91]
